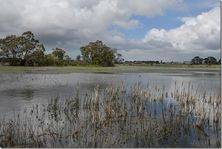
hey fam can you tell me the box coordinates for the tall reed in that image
[0,82,220,147]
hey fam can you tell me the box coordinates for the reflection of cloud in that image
[165,73,220,97]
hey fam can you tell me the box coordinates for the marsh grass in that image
[0,82,221,147]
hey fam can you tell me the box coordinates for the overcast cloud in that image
[0,0,220,61]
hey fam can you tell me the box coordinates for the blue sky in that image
[0,0,220,61]
[116,0,220,40]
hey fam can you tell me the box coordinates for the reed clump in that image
[0,82,220,148]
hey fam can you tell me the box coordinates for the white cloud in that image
[0,0,178,34]
[143,7,220,52]
[118,0,182,17]
[0,0,180,56]
[0,0,220,61]
[115,6,220,61]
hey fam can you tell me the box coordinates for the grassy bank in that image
[0,64,220,74]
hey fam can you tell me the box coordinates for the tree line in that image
[191,56,220,65]
[0,31,220,67]
[0,31,123,67]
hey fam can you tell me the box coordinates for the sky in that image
[0,0,220,61]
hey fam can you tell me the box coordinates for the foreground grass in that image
[0,82,221,147]
[0,64,220,74]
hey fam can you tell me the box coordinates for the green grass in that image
[0,64,220,74]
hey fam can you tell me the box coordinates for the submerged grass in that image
[0,82,221,147]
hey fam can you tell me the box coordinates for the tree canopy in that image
[52,48,66,60]
[191,56,219,65]
[0,32,124,67]
[191,56,203,65]
[80,40,119,66]
[0,31,45,66]
[204,57,218,65]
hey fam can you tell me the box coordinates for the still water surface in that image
[0,71,220,114]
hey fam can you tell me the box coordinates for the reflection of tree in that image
[22,89,34,100]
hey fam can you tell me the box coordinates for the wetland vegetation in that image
[0,31,221,148]
[0,71,220,148]
[0,81,221,147]
[0,0,221,147]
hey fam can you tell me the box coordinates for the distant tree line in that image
[122,57,221,65]
[191,56,220,65]
[124,60,161,65]
[0,31,123,67]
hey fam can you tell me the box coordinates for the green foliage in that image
[204,56,218,65]
[25,44,46,66]
[44,54,56,66]
[21,31,41,61]
[0,31,45,66]
[191,56,203,65]
[52,48,66,60]
[0,35,21,59]
[0,32,124,67]
[191,56,219,65]
[80,40,117,66]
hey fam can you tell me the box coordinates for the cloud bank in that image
[0,0,219,61]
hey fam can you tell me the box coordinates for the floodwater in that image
[0,71,221,147]
[0,71,220,114]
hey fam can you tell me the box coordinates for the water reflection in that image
[2,88,34,100]
[0,72,220,114]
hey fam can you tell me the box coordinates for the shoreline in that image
[0,65,220,74]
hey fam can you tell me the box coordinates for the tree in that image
[204,56,217,65]
[25,44,45,66]
[21,31,41,61]
[218,59,221,64]
[80,40,116,66]
[0,35,21,65]
[191,56,203,65]
[45,54,56,66]
[52,48,66,60]
[0,31,44,66]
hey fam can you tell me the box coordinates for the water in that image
[0,71,220,147]
[0,72,220,114]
